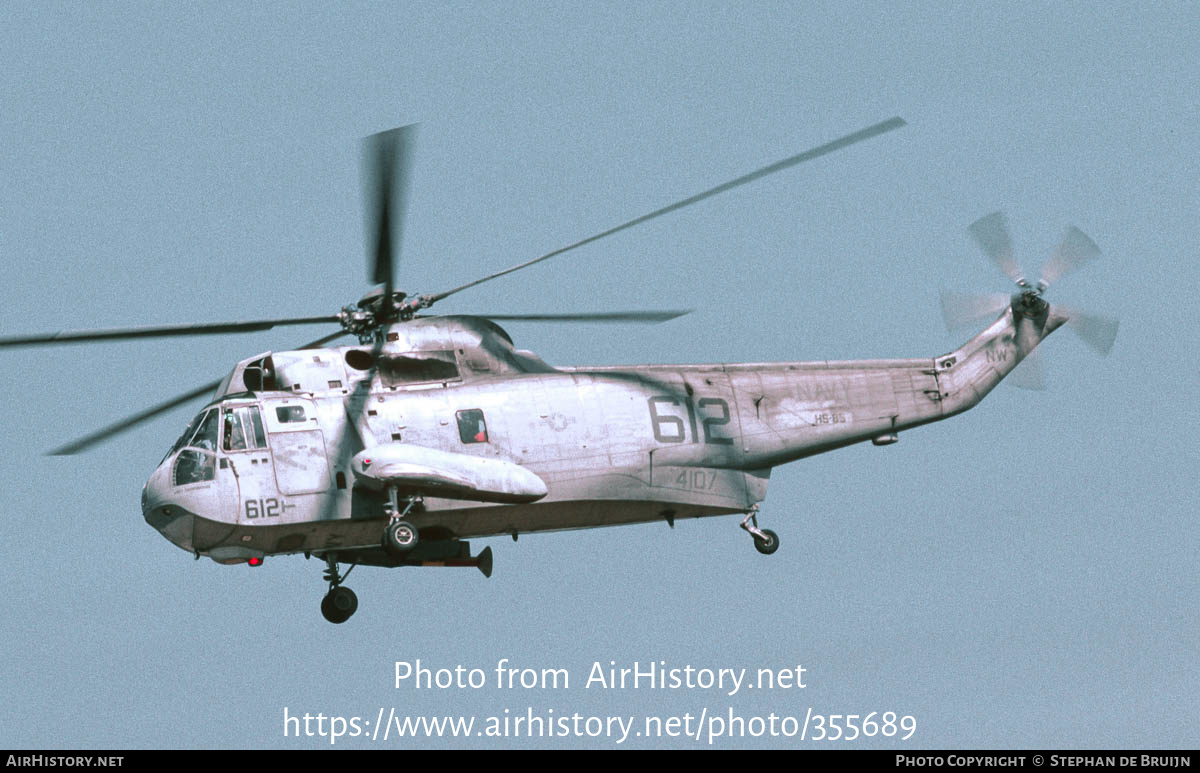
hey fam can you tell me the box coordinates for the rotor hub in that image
[339,289,437,342]
[1012,288,1048,319]
[356,286,407,310]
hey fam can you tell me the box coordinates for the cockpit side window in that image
[225,410,246,451]
[223,405,268,452]
[249,408,267,446]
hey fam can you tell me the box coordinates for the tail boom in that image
[935,303,1067,416]
[721,304,1067,470]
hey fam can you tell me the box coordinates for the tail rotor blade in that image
[1038,226,1100,289]
[1008,346,1047,391]
[1006,315,1047,390]
[939,290,1010,330]
[968,211,1024,285]
[950,214,1114,391]
[1058,305,1119,356]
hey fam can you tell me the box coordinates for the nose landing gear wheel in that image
[753,528,780,555]
[321,586,358,624]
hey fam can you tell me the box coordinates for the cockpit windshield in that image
[164,409,209,464]
[190,410,219,451]
[162,408,219,486]
[164,402,267,486]
[165,402,269,462]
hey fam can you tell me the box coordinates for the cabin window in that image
[456,409,489,444]
[275,405,307,423]
[223,405,268,451]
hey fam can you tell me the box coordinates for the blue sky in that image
[1,1,1196,748]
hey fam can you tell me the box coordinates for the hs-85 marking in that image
[2,118,1118,623]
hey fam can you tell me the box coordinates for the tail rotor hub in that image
[1013,287,1048,319]
[939,211,1120,388]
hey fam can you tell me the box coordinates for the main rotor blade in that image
[48,379,224,456]
[47,330,347,455]
[424,117,906,306]
[939,290,1010,330]
[968,211,1024,285]
[363,124,418,303]
[0,315,340,349]
[313,333,386,529]
[1038,226,1100,289]
[1058,305,1119,356]
[471,310,692,324]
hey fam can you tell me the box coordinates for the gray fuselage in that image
[141,309,1061,564]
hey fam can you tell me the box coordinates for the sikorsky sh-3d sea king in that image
[1,118,1119,622]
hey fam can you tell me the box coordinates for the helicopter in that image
[0,118,1119,623]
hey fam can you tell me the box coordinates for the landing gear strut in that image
[382,487,422,555]
[320,556,358,624]
[740,505,779,555]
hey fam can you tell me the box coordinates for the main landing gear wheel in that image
[384,519,419,553]
[321,586,358,624]
[753,529,780,555]
[382,488,422,555]
[740,506,780,556]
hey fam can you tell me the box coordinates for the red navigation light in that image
[248,556,263,567]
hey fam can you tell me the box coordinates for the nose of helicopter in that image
[141,460,199,553]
